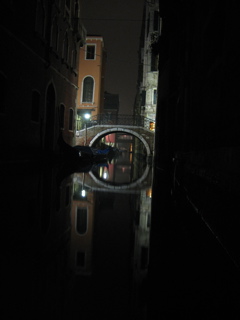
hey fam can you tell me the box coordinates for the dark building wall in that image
[0,0,84,155]
[155,0,240,170]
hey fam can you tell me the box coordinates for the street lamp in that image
[84,113,91,145]
[84,113,91,120]
[81,172,87,198]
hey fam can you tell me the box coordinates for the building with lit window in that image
[135,0,160,123]
[76,36,106,131]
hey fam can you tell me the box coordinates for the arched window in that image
[74,0,80,18]
[63,32,69,62]
[82,77,94,103]
[69,108,74,131]
[72,45,77,70]
[59,104,65,129]
[153,89,157,105]
[44,84,56,150]
[51,15,59,51]
[31,90,40,122]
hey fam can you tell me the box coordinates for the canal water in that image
[2,134,153,319]
[3,133,240,319]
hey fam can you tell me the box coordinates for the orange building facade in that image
[76,36,106,130]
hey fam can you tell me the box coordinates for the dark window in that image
[141,90,146,106]
[154,11,159,31]
[65,0,70,8]
[141,246,149,269]
[63,33,69,62]
[147,214,151,228]
[0,73,6,113]
[35,0,45,37]
[74,0,79,18]
[72,47,77,69]
[69,108,73,130]
[86,45,95,59]
[82,77,94,102]
[65,185,70,206]
[76,251,85,267]
[65,0,70,20]
[147,13,150,36]
[44,84,56,151]
[31,91,40,122]
[77,207,87,234]
[151,52,158,71]
[51,16,59,51]
[59,104,65,129]
[153,89,157,104]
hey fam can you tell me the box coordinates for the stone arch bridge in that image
[75,114,155,157]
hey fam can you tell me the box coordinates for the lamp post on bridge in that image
[84,113,91,146]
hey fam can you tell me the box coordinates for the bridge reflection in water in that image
[69,139,153,317]
[3,133,153,318]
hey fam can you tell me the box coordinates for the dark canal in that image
[2,134,153,319]
[2,132,240,319]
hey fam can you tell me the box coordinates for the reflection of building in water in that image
[96,133,148,185]
[134,0,160,122]
[132,188,152,311]
[70,173,95,275]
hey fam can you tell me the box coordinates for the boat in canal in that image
[57,132,119,164]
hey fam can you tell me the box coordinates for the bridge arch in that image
[88,164,152,191]
[88,127,151,156]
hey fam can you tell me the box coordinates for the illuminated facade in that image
[76,36,106,130]
[135,0,160,122]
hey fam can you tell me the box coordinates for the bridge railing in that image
[86,114,155,131]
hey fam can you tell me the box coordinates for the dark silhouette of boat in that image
[57,132,119,164]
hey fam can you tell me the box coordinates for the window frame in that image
[85,44,96,60]
[76,207,88,235]
[82,76,94,103]
[153,89,157,105]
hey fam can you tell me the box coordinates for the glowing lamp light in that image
[103,172,108,179]
[81,189,86,197]
[84,113,91,120]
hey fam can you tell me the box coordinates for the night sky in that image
[81,0,145,114]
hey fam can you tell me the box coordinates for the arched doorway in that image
[44,84,56,151]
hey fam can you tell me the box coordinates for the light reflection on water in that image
[68,146,153,316]
[2,140,153,317]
